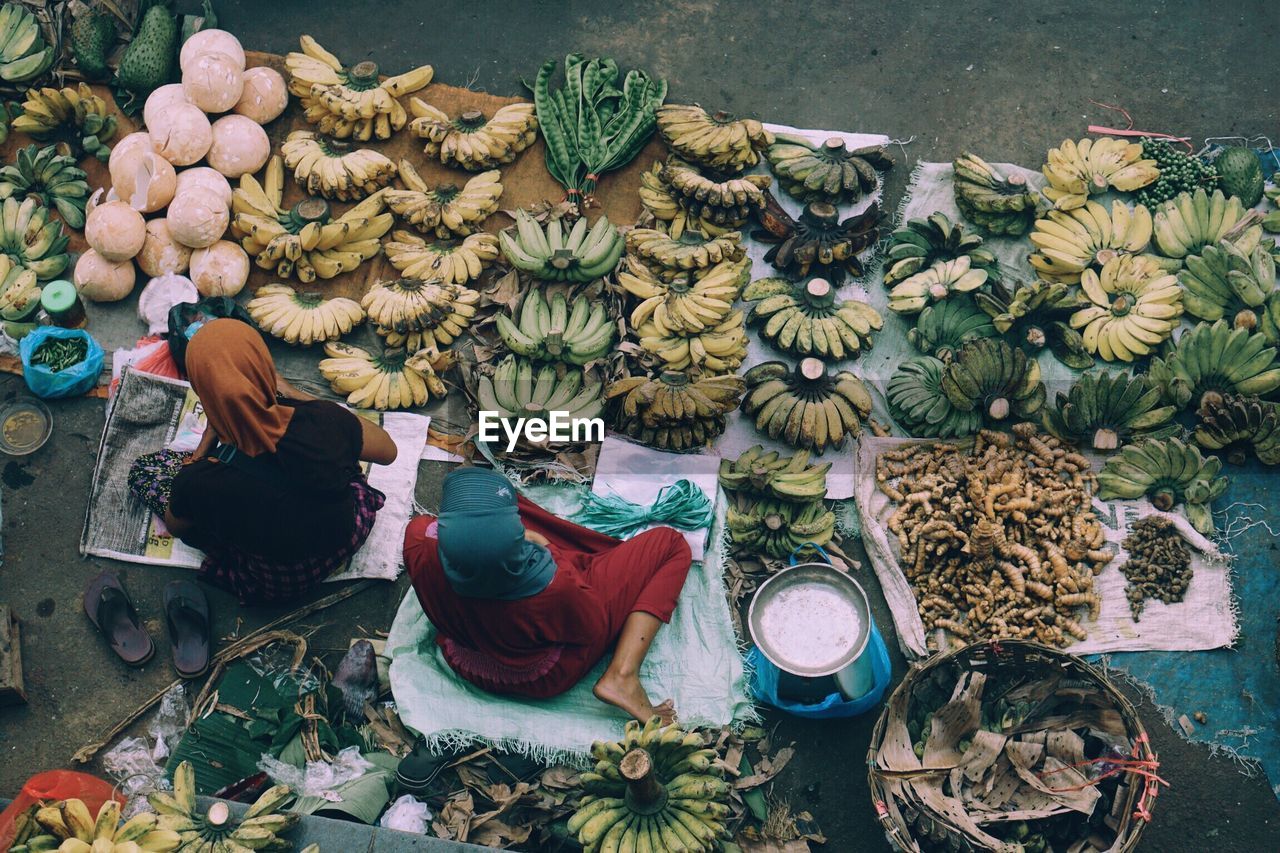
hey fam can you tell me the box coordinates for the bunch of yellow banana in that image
[952,152,1041,236]
[280,131,397,201]
[656,104,774,173]
[232,156,394,281]
[409,100,538,170]
[475,355,605,426]
[319,341,451,410]
[718,444,831,502]
[496,288,616,364]
[150,762,298,853]
[14,798,180,853]
[659,157,771,225]
[499,210,625,282]
[384,160,501,238]
[625,226,745,279]
[887,255,990,315]
[383,230,499,286]
[743,276,883,359]
[1152,187,1254,260]
[362,277,479,351]
[741,358,873,452]
[637,308,749,374]
[619,255,749,334]
[1070,254,1184,361]
[11,83,118,162]
[637,161,733,239]
[287,35,433,140]
[727,492,837,558]
[607,370,746,450]
[1029,199,1154,283]
[0,196,69,280]
[247,283,365,346]
[1041,136,1159,210]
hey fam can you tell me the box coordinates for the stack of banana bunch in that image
[766,134,894,205]
[232,157,393,282]
[718,444,831,502]
[743,276,883,359]
[383,230,499,287]
[474,355,604,430]
[741,358,873,452]
[883,212,999,287]
[0,195,70,280]
[150,763,298,853]
[658,157,771,226]
[247,283,365,346]
[626,225,745,282]
[11,83,118,163]
[499,209,625,282]
[951,152,1041,236]
[8,798,180,853]
[384,161,502,238]
[281,131,397,201]
[1041,136,1159,210]
[1152,187,1257,262]
[409,100,539,170]
[319,341,452,410]
[606,370,745,450]
[287,35,434,140]
[1178,237,1277,331]
[656,104,774,173]
[362,276,479,352]
[887,255,990,315]
[638,162,735,239]
[496,288,616,365]
[726,491,837,559]
[0,4,56,84]
[0,254,40,327]
[1028,199,1153,283]
[0,144,90,229]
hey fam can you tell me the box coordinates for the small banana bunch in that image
[626,225,744,279]
[501,210,625,282]
[637,308,749,374]
[384,161,501,238]
[0,196,69,280]
[496,288,616,364]
[952,152,1040,236]
[281,131,397,201]
[150,763,298,853]
[1194,394,1280,465]
[887,255,990,314]
[572,719,729,852]
[656,104,774,173]
[409,100,538,170]
[1097,438,1226,535]
[0,144,90,229]
[742,358,873,452]
[620,255,748,334]
[884,212,999,287]
[975,278,1092,368]
[384,230,499,286]
[766,134,893,204]
[638,162,734,239]
[1152,188,1251,260]
[12,798,179,853]
[1070,254,1183,362]
[887,356,983,438]
[660,157,771,226]
[940,338,1046,425]
[319,341,451,410]
[1148,319,1280,411]
[1041,136,1159,210]
[718,445,831,502]
[1179,238,1277,330]
[906,295,997,361]
[727,493,837,558]
[363,277,478,351]
[476,355,604,425]
[1042,370,1179,451]
[288,35,434,140]
[756,200,882,283]
[0,4,55,84]
[607,370,745,450]
[1028,199,1153,283]
[744,276,883,359]
[232,157,394,281]
[11,83,117,162]
[247,283,365,346]
[0,254,40,321]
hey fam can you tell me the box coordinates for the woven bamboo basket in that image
[867,640,1159,853]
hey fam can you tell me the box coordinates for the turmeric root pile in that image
[877,423,1115,648]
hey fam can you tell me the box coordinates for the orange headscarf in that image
[185,318,293,457]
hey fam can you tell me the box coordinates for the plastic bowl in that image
[0,396,53,456]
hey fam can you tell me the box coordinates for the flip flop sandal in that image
[83,572,154,667]
[164,579,211,679]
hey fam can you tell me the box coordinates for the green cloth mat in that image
[386,481,756,764]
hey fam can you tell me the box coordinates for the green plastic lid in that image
[40,280,77,313]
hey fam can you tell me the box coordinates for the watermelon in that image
[1217,147,1264,208]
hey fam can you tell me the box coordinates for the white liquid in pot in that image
[758,584,862,671]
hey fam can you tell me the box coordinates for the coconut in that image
[109,149,177,213]
[107,132,158,174]
[233,67,289,124]
[183,51,245,114]
[167,189,230,249]
[138,274,200,335]
[137,219,194,277]
[190,241,250,297]
[148,103,213,166]
[175,167,233,210]
[74,249,137,302]
[142,84,191,130]
[207,115,270,177]
[179,29,245,74]
[84,201,147,262]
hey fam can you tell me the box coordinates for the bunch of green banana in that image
[952,152,1040,236]
[883,211,999,287]
[606,370,745,450]
[765,134,893,205]
[636,307,748,373]
[1178,238,1277,330]
[940,338,1046,425]
[656,104,774,172]
[1097,438,1226,535]
[318,342,452,410]
[741,358,873,452]
[1148,319,1280,411]
[0,4,56,84]
[625,225,745,279]
[11,83,118,163]
[475,354,604,427]
[1152,187,1252,261]
[718,445,831,502]
[727,492,837,558]
[660,157,771,225]
[755,199,882,283]
[1070,254,1184,362]
[906,295,997,361]
[1028,199,1153,283]
[637,161,734,239]
[743,275,883,359]
[500,210,625,282]
[1041,136,1159,210]
[572,718,729,852]
[17,797,180,853]
[0,253,40,321]
[887,255,990,314]
[1042,370,1179,451]
[1261,292,1280,347]
[887,356,983,438]
[362,277,479,353]
[150,762,298,853]
[0,144,90,228]
[975,278,1093,368]
[383,231,500,288]
[0,196,69,280]
[1194,394,1280,465]
[496,288,616,365]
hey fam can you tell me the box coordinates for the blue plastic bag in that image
[19,326,104,399]
[747,622,892,719]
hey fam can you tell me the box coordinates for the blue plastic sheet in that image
[748,622,892,719]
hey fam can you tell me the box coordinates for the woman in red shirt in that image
[404,467,692,723]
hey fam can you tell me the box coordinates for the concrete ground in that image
[3,0,1280,849]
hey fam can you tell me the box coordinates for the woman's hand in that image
[524,529,550,547]
[187,425,217,464]
[276,374,317,402]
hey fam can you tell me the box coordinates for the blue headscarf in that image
[437,467,556,600]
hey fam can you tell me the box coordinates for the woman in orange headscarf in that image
[127,319,398,602]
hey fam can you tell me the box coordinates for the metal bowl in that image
[0,396,52,456]
[747,561,872,678]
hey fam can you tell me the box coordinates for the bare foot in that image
[593,671,677,724]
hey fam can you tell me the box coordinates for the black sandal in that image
[164,579,211,679]
[83,572,154,667]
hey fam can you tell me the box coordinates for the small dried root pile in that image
[1118,516,1193,620]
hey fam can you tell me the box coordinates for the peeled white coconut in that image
[175,167,233,209]
[179,29,245,74]
[138,273,199,335]
[107,132,158,174]
[190,241,250,297]
[74,249,137,302]
[207,115,270,177]
[84,201,146,262]
[137,219,194,277]
[183,51,245,114]
[109,149,177,213]
[142,84,191,130]
[167,189,231,249]
[148,103,213,166]
[233,67,289,124]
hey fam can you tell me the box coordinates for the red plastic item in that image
[0,771,124,849]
